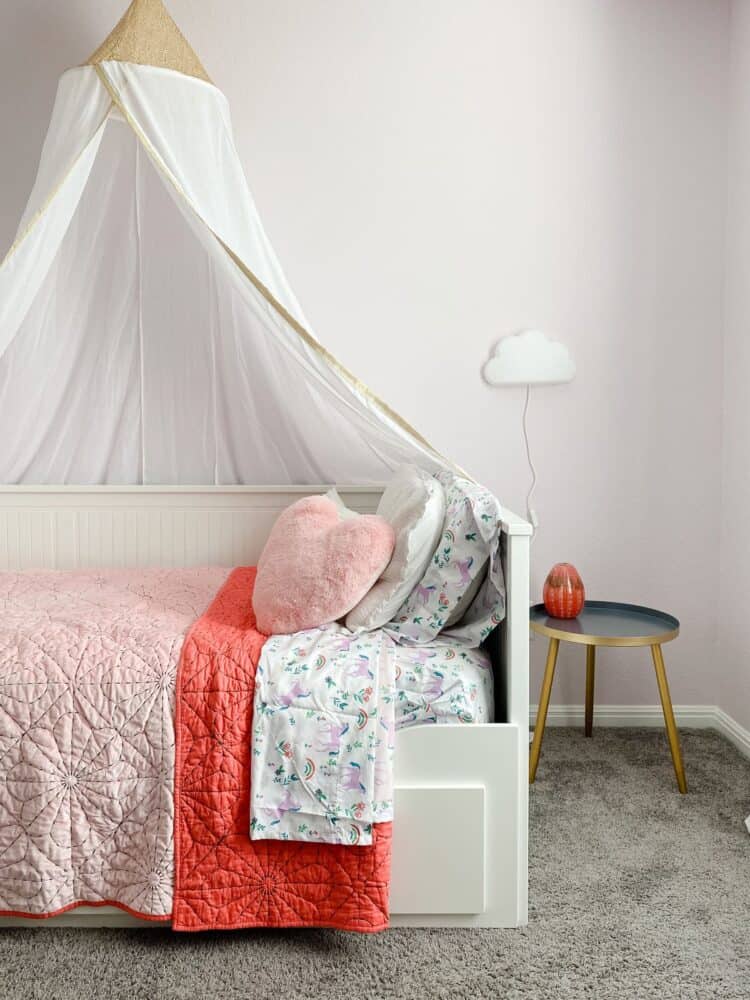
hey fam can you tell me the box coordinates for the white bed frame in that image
[0,486,531,929]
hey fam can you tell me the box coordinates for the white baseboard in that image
[713,707,750,760]
[530,704,750,760]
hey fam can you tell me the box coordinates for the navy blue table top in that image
[529,601,679,647]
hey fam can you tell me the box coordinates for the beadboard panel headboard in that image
[0,487,383,571]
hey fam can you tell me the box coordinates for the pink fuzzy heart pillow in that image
[253,496,396,635]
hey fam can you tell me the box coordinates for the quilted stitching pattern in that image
[172,568,391,933]
[0,567,228,919]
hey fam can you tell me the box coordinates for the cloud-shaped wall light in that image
[482,329,575,387]
[482,330,575,537]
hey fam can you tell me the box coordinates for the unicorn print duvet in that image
[250,626,494,846]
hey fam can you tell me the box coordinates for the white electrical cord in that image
[522,384,539,538]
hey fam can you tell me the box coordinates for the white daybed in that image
[0,486,531,929]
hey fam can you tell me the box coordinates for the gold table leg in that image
[584,645,595,737]
[651,643,687,793]
[530,637,560,783]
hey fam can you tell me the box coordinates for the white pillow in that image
[325,488,360,521]
[346,466,446,631]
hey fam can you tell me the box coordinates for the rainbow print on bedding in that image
[249,628,494,847]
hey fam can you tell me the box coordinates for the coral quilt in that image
[173,567,391,932]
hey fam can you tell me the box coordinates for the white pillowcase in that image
[325,488,360,521]
[346,466,446,631]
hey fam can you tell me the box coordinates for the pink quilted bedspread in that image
[0,567,228,919]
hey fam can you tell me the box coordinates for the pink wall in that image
[720,1,750,732]
[0,1,732,712]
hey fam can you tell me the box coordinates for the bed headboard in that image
[0,486,381,571]
[0,483,530,738]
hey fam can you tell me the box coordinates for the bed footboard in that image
[390,511,531,928]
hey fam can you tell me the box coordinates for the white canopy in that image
[0,1,453,485]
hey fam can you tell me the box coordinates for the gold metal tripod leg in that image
[530,638,560,783]
[651,643,687,793]
[584,645,595,738]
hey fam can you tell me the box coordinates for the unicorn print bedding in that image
[251,627,493,846]
[249,472,505,848]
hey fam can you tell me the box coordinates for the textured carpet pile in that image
[1,728,748,999]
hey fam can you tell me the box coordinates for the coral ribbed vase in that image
[543,563,585,619]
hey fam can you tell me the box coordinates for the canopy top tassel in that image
[86,0,211,83]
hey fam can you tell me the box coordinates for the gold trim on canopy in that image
[86,0,211,83]
[0,107,112,272]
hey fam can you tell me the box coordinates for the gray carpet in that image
[1,728,748,1000]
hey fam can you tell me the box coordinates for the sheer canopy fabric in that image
[0,62,451,485]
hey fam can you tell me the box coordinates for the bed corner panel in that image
[501,516,531,926]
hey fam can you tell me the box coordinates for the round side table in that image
[529,601,686,793]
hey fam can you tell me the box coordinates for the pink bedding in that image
[0,567,228,919]
[0,566,393,931]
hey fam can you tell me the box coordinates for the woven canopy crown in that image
[86,0,211,83]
